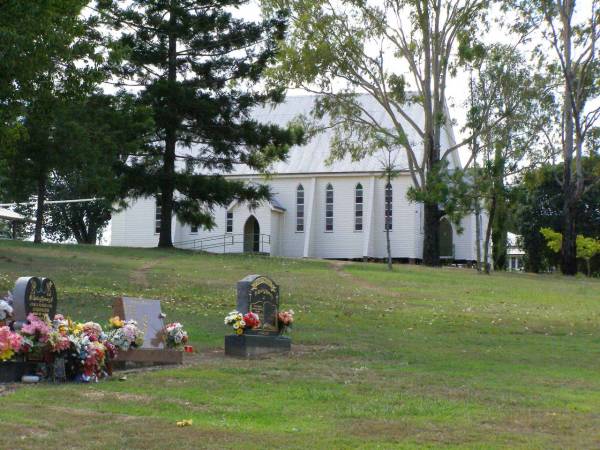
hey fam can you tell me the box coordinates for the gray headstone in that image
[236,274,279,335]
[12,277,57,322]
[113,297,166,349]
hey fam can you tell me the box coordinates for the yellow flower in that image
[0,348,14,361]
[72,323,84,335]
[236,328,243,335]
[109,316,124,328]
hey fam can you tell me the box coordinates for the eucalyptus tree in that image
[97,0,304,248]
[466,45,554,273]
[511,0,600,275]
[262,0,490,265]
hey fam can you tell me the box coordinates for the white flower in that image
[240,320,246,327]
[233,323,239,330]
[0,299,13,321]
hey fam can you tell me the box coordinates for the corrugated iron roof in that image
[184,94,460,176]
[0,208,27,221]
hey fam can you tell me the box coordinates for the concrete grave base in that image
[225,334,291,358]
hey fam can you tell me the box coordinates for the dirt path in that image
[328,260,403,298]
[129,259,163,288]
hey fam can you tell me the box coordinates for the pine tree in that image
[98,0,303,247]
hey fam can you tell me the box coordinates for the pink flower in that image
[0,326,22,352]
[21,313,50,343]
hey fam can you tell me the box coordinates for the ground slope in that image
[0,241,599,449]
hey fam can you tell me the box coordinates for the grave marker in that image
[12,277,57,322]
[226,274,291,357]
[112,297,182,365]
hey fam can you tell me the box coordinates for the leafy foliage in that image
[97,0,304,247]
[515,159,600,273]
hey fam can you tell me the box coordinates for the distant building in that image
[111,95,486,262]
[507,233,525,271]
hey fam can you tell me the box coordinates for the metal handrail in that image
[174,233,271,253]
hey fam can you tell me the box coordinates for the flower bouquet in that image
[0,292,14,325]
[224,310,260,335]
[0,326,22,362]
[164,322,188,350]
[106,317,144,351]
[277,310,294,334]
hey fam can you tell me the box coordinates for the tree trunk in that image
[491,145,507,270]
[483,194,496,274]
[559,3,578,276]
[561,194,577,275]
[586,258,591,277]
[85,224,98,245]
[34,172,46,244]
[423,201,440,266]
[158,3,177,248]
[475,200,482,272]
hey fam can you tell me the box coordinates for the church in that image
[110,95,483,263]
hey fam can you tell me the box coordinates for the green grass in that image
[1,240,600,449]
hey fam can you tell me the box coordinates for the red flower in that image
[243,312,260,329]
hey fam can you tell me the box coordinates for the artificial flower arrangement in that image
[164,322,188,350]
[0,292,14,323]
[0,326,22,361]
[105,316,144,352]
[277,310,294,334]
[0,313,147,383]
[224,310,260,335]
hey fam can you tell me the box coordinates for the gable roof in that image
[226,94,460,176]
[0,208,28,222]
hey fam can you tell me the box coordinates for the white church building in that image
[110,95,483,263]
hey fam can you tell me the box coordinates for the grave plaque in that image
[12,277,57,322]
[112,297,182,365]
[226,274,290,357]
[237,275,279,335]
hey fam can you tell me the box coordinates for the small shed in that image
[0,207,31,239]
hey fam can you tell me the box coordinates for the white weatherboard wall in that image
[111,197,162,248]
[110,174,482,262]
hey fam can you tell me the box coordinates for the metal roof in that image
[186,94,460,176]
[0,208,28,222]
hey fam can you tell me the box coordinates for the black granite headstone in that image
[226,274,290,357]
[12,277,57,322]
[236,274,279,335]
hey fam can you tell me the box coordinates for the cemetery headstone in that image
[112,297,182,365]
[237,274,279,335]
[225,274,291,357]
[0,277,55,381]
[12,277,57,323]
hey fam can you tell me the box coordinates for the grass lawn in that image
[0,240,600,449]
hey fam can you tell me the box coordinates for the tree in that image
[512,0,600,275]
[43,93,153,244]
[97,0,304,248]
[0,0,92,201]
[1,2,105,243]
[516,158,600,273]
[262,0,490,265]
[541,227,600,276]
[465,45,554,273]
[577,235,600,276]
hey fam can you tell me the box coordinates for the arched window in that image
[296,184,304,232]
[325,183,334,231]
[384,182,392,231]
[355,183,363,231]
